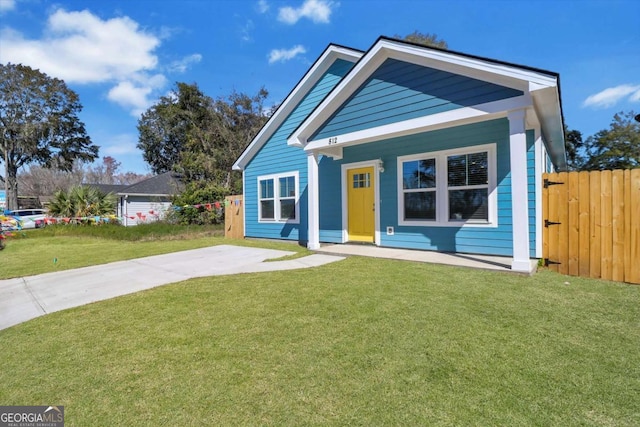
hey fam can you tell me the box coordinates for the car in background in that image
[5,209,47,229]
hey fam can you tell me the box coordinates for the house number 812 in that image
[328,137,338,144]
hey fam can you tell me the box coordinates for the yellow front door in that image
[347,166,375,242]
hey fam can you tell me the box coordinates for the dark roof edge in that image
[376,35,560,78]
[233,43,365,169]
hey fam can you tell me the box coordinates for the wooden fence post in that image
[224,195,244,239]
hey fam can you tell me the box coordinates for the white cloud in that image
[0,8,167,116]
[107,74,167,117]
[102,134,140,155]
[278,0,335,25]
[0,0,15,13]
[168,54,202,73]
[582,84,640,109]
[0,9,160,83]
[257,0,269,13]
[240,20,254,42]
[268,45,306,64]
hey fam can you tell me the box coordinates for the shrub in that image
[168,182,229,225]
[48,185,117,219]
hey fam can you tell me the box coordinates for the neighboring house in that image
[233,37,566,272]
[114,172,183,226]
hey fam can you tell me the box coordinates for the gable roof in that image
[117,172,183,197]
[288,36,566,169]
[88,184,128,194]
[232,44,363,171]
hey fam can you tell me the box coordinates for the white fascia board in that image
[289,39,560,149]
[288,43,392,148]
[232,45,362,170]
[386,42,558,90]
[303,94,533,154]
[531,86,566,170]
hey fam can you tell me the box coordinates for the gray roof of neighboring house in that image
[117,172,183,196]
[85,173,183,197]
[89,184,128,195]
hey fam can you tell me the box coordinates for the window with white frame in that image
[447,151,489,221]
[397,144,496,227]
[402,157,437,220]
[258,172,299,222]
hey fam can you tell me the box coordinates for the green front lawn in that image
[0,223,307,279]
[1,249,638,425]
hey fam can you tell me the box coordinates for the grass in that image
[1,241,639,425]
[0,223,309,279]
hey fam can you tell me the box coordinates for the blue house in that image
[233,37,565,273]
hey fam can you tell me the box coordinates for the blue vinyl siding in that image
[318,118,519,256]
[527,130,537,257]
[244,58,355,242]
[312,58,523,140]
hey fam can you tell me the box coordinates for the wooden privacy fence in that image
[224,195,244,239]
[542,169,640,284]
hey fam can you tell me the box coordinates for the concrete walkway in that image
[0,245,344,331]
[316,244,538,273]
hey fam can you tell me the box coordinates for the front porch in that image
[315,243,538,274]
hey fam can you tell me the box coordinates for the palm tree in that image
[48,185,116,218]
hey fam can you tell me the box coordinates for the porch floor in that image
[315,244,538,274]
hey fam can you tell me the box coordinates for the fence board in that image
[578,171,590,277]
[224,195,244,239]
[546,173,561,273]
[628,170,640,284]
[611,170,625,282]
[600,171,613,281]
[543,169,639,284]
[589,172,601,279]
[542,173,550,270]
[567,172,580,276]
[557,172,569,275]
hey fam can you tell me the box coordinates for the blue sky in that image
[1,0,638,174]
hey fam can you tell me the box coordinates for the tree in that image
[581,111,639,170]
[47,185,116,219]
[564,125,584,170]
[18,157,149,200]
[137,83,270,194]
[17,162,86,199]
[0,63,99,210]
[137,83,213,175]
[178,88,269,192]
[395,31,448,49]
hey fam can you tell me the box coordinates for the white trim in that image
[340,160,382,245]
[233,45,362,170]
[307,154,320,249]
[396,143,498,228]
[256,171,300,224]
[534,132,544,259]
[508,110,532,271]
[241,171,247,238]
[374,40,559,89]
[299,94,532,153]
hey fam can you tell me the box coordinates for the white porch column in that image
[508,110,532,272]
[307,152,320,250]
[534,131,544,259]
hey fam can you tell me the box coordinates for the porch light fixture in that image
[377,158,385,173]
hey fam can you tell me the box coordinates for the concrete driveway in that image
[0,245,344,331]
